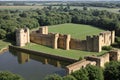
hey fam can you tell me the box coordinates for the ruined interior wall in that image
[70,38,87,51]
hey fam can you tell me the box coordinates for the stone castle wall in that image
[30,31,59,49]
[70,38,87,51]
[109,49,120,61]
[66,59,96,74]
[66,51,114,74]
[58,34,71,50]
[16,26,115,52]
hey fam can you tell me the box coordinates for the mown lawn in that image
[0,40,10,50]
[49,23,104,40]
[24,43,107,60]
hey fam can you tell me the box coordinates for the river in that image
[0,50,71,80]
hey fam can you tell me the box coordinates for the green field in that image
[25,23,106,60]
[0,5,119,13]
[70,6,120,13]
[0,6,44,10]
[49,23,104,40]
[24,43,107,60]
[0,40,10,50]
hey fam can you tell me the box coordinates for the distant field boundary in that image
[9,45,78,63]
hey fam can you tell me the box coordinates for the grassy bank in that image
[49,23,104,40]
[0,40,10,50]
[24,43,107,60]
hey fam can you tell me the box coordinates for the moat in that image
[0,50,71,80]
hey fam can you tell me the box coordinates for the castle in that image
[16,26,115,52]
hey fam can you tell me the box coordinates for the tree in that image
[104,61,120,80]
[44,74,63,80]
[63,75,77,80]
[86,65,104,80]
[71,68,88,80]
[0,71,24,80]
[83,6,88,10]
[0,29,6,39]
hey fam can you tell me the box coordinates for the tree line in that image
[67,2,120,8]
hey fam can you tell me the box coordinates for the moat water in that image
[0,49,71,80]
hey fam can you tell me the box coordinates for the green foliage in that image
[102,46,112,51]
[0,29,6,39]
[0,71,24,80]
[71,68,88,80]
[115,36,120,43]
[112,37,120,48]
[83,6,87,10]
[104,61,120,80]
[78,57,83,61]
[44,74,63,80]
[86,65,104,80]
[63,75,77,80]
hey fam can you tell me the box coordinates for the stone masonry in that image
[16,28,30,46]
[16,26,115,52]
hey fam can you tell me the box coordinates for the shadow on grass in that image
[3,39,15,45]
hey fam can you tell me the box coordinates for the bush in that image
[44,74,63,80]
[104,61,120,80]
[0,71,24,80]
[0,29,6,39]
[86,65,104,80]
[63,75,77,80]
[78,57,83,61]
[71,68,88,80]
[115,36,120,43]
[102,46,112,51]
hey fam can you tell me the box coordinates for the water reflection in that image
[9,49,71,68]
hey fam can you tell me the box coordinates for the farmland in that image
[0,5,119,13]
[0,6,44,10]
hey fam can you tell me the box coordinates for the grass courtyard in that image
[24,43,107,60]
[49,23,104,40]
[25,23,107,60]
